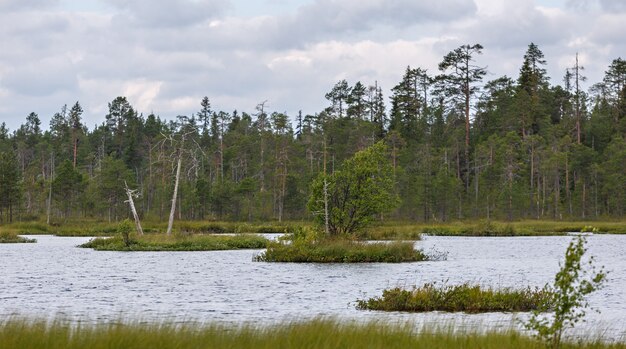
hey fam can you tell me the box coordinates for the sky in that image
[0,0,625,131]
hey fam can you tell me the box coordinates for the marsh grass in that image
[79,233,269,251]
[359,225,423,240]
[357,283,555,313]
[5,220,298,237]
[0,318,623,349]
[364,220,626,239]
[256,239,427,263]
[6,219,626,238]
[0,230,35,243]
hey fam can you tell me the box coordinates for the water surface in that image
[1,235,625,338]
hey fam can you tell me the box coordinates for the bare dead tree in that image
[124,180,144,235]
[157,126,198,235]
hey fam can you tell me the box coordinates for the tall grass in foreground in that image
[357,283,554,313]
[79,234,268,251]
[0,318,623,349]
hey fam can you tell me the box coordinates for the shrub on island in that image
[357,283,554,313]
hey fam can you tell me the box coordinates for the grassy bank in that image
[0,230,35,243]
[362,220,626,239]
[4,220,297,237]
[256,239,427,263]
[0,318,622,349]
[357,283,554,313]
[80,233,269,251]
[6,219,626,239]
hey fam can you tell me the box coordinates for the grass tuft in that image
[357,283,554,313]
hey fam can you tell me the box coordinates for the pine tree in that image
[0,152,22,222]
[438,44,487,191]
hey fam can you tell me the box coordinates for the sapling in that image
[118,219,134,248]
[525,236,606,349]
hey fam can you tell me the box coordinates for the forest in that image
[0,43,624,224]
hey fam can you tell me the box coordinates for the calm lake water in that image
[2,235,625,339]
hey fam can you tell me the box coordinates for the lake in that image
[1,234,625,339]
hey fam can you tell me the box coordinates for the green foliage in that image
[3,46,626,224]
[117,219,134,247]
[525,236,607,349]
[357,283,554,313]
[80,233,268,251]
[308,142,399,236]
[52,160,85,219]
[0,151,22,223]
[2,318,623,349]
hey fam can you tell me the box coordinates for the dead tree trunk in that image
[124,181,144,235]
[323,137,330,236]
[167,145,183,235]
[46,153,54,225]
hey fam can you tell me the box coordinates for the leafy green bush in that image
[357,283,554,313]
[308,142,399,237]
[525,236,606,349]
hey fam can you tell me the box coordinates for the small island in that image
[256,142,428,263]
[79,220,268,251]
[0,231,35,243]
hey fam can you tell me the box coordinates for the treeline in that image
[0,43,624,223]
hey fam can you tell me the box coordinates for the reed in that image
[0,318,622,349]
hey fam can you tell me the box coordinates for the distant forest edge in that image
[0,43,624,223]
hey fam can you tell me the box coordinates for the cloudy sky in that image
[0,0,624,131]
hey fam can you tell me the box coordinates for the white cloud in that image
[0,0,624,131]
[0,0,58,11]
[103,0,230,28]
[122,79,163,112]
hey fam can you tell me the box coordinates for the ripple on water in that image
[1,234,626,339]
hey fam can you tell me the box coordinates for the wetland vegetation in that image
[80,233,269,252]
[1,318,624,349]
[0,230,35,243]
[0,41,624,347]
[357,283,554,313]
[256,238,426,263]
